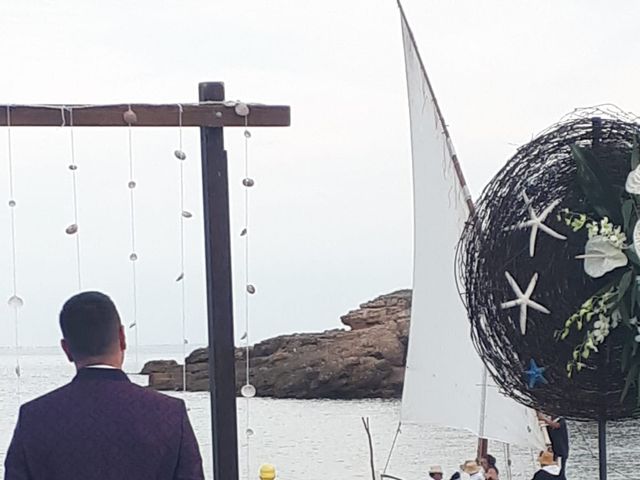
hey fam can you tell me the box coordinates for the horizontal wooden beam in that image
[0,103,290,127]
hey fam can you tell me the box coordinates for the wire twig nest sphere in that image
[457,107,640,421]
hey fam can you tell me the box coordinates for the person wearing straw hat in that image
[428,465,444,480]
[531,450,562,480]
[460,460,484,480]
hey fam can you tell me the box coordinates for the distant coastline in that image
[142,289,411,399]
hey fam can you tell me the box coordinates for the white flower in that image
[576,235,629,278]
[635,334,640,343]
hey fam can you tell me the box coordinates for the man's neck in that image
[75,358,122,370]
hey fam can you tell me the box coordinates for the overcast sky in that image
[1,0,640,349]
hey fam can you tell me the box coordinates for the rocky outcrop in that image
[143,289,411,399]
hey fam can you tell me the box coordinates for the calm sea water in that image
[0,346,638,480]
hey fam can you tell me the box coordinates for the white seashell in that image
[240,228,247,236]
[174,150,187,161]
[8,295,23,309]
[234,102,250,117]
[8,200,15,207]
[576,235,628,278]
[626,166,640,194]
[68,164,78,171]
[65,224,78,235]
[123,108,138,124]
[246,284,256,294]
[176,273,184,282]
[128,181,137,189]
[129,253,138,261]
[181,211,193,218]
[241,384,256,398]
[242,178,255,187]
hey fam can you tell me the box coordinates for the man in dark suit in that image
[4,291,204,480]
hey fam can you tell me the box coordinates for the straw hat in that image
[429,465,444,475]
[460,460,480,475]
[539,450,555,467]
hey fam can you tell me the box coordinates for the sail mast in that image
[395,0,474,216]
[396,0,488,458]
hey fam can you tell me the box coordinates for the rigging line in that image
[67,107,82,290]
[126,106,140,370]
[6,105,22,401]
[243,113,251,480]
[177,104,187,394]
[382,421,402,474]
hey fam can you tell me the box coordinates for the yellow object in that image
[259,464,276,480]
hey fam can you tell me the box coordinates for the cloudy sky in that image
[1,0,639,349]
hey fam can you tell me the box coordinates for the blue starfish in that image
[525,359,548,389]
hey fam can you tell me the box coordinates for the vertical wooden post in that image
[598,419,607,480]
[199,81,239,480]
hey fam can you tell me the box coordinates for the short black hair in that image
[484,454,497,467]
[59,291,121,359]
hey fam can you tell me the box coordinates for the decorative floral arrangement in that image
[557,140,640,403]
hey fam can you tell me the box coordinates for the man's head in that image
[428,466,443,480]
[59,291,125,369]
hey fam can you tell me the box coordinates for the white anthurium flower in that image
[633,220,640,256]
[575,235,628,278]
[626,165,640,194]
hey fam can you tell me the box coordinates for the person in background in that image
[539,413,569,478]
[479,454,498,480]
[4,291,204,480]
[429,465,444,480]
[532,450,561,480]
[460,460,484,480]
[428,465,444,480]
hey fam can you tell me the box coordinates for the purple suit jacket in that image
[4,368,204,480]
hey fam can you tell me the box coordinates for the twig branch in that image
[361,417,376,480]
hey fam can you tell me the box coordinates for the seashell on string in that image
[240,331,248,340]
[246,428,254,437]
[14,365,21,378]
[181,211,193,218]
[129,322,137,329]
[123,108,138,124]
[626,166,640,194]
[223,101,236,108]
[68,164,78,171]
[244,130,251,139]
[8,295,23,309]
[234,102,250,117]
[183,338,189,345]
[8,200,15,208]
[176,273,184,282]
[242,178,255,187]
[246,284,256,294]
[65,224,78,235]
[240,228,247,237]
[129,253,138,261]
[128,181,137,189]
[241,384,256,398]
[174,150,187,161]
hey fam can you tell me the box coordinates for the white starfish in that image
[500,271,550,335]
[505,192,566,257]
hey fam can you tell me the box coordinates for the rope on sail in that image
[5,105,23,402]
[175,104,189,394]
[125,105,140,371]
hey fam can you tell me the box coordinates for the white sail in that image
[398,6,545,451]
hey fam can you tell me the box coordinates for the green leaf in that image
[627,249,640,268]
[632,135,640,170]
[621,363,639,402]
[619,270,635,301]
[632,279,638,316]
[571,144,622,223]
[623,199,636,234]
[622,340,633,372]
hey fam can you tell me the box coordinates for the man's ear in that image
[119,325,127,351]
[61,338,74,363]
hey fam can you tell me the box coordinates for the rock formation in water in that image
[142,289,411,399]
